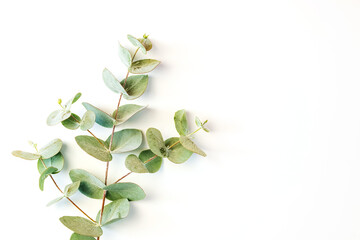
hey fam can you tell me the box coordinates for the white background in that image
[1,0,360,239]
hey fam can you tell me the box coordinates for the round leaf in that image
[75,135,112,162]
[174,109,189,136]
[96,198,130,226]
[70,233,96,240]
[105,182,145,201]
[82,102,116,128]
[129,59,160,74]
[127,34,146,54]
[125,154,149,173]
[69,169,105,199]
[113,104,147,125]
[139,149,163,173]
[12,150,40,160]
[102,68,128,95]
[59,216,103,237]
[39,138,63,159]
[39,166,58,191]
[80,111,96,131]
[47,109,71,126]
[165,137,193,164]
[64,181,81,197]
[179,136,206,157]
[105,129,143,153]
[118,43,132,68]
[146,128,168,157]
[120,75,149,100]
[37,152,64,174]
[62,113,81,130]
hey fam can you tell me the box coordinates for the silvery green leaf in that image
[64,181,81,197]
[120,75,149,100]
[47,109,71,126]
[138,149,162,173]
[75,135,112,162]
[59,216,103,237]
[82,102,116,128]
[113,104,147,125]
[80,111,96,131]
[62,113,81,130]
[105,182,145,201]
[195,116,202,128]
[129,59,160,74]
[174,109,189,136]
[72,93,82,104]
[105,129,142,153]
[12,150,40,160]
[69,169,105,199]
[37,152,64,174]
[179,136,206,157]
[46,196,64,207]
[165,137,193,164]
[39,166,58,191]
[70,233,96,240]
[102,68,128,95]
[118,43,132,68]
[125,154,149,173]
[146,128,168,157]
[96,198,130,226]
[39,138,63,159]
[127,34,146,54]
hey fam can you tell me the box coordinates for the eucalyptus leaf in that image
[47,109,71,126]
[75,135,112,162]
[112,104,147,125]
[125,154,148,173]
[146,128,168,157]
[46,196,64,207]
[139,37,152,51]
[105,182,146,201]
[65,92,82,111]
[69,169,105,199]
[39,138,63,159]
[179,136,206,157]
[62,113,81,130]
[37,152,64,174]
[165,137,193,164]
[96,198,130,226]
[72,93,82,104]
[129,59,160,74]
[80,111,96,131]
[195,116,202,128]
[64,181,81,197]
[102,68,128,95]
[139,149,163,173]
[12,150,40,160]
[174,109,189,136]
[105,129,142,153]
[118,43,132,68]
[59,216,103,237]
[70,233,96,240]
[127,34,147,54]
[39,166,58,191]
[120,75,149,100]
[82,102,116,128]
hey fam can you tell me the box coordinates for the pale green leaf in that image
[125,154,149,173]
[39,167,58,191]
[39,138,63,159]
[102,68,128,95]
[129,59,160,74]
[179,136,206,157]
[127,34,146,54]
[195,116,202,128]
[165,137,193,164]
[75,136,112,162]
[105,129,142,153]
[82,102,116,128]
[138,37,152,51]
[174,109,189,136]
[120,75,149,100]
[46,196,64,207]
[64,181,81,197]
[59,216,103,237]
[62,113,81,130]
[96,198,130,226]
[112,104,147,125]
[37,152,64,174]
[69,169,105,199]
[118,43,132,68]
[80,111,96,131]
[70,233,96,240]
[139,149,163,173]
[47,109,71,126]
[12,150,40,160]
[146,128,168,157]
[105,182,145,201]
[72,93,82,104]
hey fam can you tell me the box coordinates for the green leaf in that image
[105,129,142,153]
[127,34,147,54]
[82,102,116,128]
[72,93,82,104]
[102,68,128,95]
[70,233,96,240]
[59,216,103,237]
[75,135,112,162]
[129,59,160,74]
[64,181,81,197]
[39,138,63,159]
[120,75,149,100]
[195,117,210,132]
[112,104,147,124]
[179,136,206,157]
[46,196,64,207]
[146,128,168,157]
[39,166,58,191]
[139,149,162,173]
[138,37,152,51]
[96,198,130,226]
[69,169,105,199]
[195,116,202,128]
[62,113,81,130]
[165,137,193,164]
[47,109,71,126]
[80,111,96,131]
[174,109,189,136]
[118,43,132,68]
[37,152,64,174]
[12,150,40,160]
[125,154,149,173]
[105,182,145,201]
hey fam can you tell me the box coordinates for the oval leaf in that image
[39,166,58,191]
[129,59,160,74]
[39,138,63,159]
[69,169,105,199]
[118,43,132,68]
[179,136,206,157]
[12,150,40,160]
[113,104,147,125]
[174,109,189,136]
[64,181,81,197]
[105,182,145,201]
[120,75,149,100]
[125,154,149,173]
[96,198,130,226]
[165,137,193,164]
[37,152,64,174]
[59,216,103,237]
[75,135,112,162]
[105,129,142,153]
[80,111,96,131]
[82,102,116,128]
[47,109,71,126]
[72,93,82,104]
[70,233,96,240]
[102,68,128,95]
[139,149,163,173]
[146,128,168,157]
[62,113,81,130]
[127,34,146,54]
